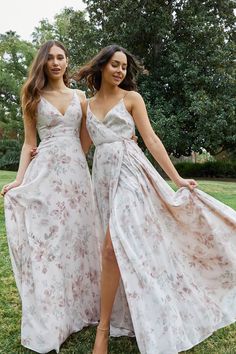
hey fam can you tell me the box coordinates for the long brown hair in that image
[21,40,69,120]
[75,44,140,94]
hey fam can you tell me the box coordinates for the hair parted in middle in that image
[75,44,140,93]
[21,40,69,120]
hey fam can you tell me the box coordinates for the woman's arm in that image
[127,91,197,190]
[1,114,37,195]
[80,99,93,154]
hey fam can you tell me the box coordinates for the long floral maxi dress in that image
[4,91,100,353]
[86,98,236,354]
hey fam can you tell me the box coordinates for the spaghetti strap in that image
[122,91,130,99]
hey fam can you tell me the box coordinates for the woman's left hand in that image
[175,177,198,190]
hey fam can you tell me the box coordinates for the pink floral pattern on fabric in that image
[86,99,236,354]
[4,91,100,353]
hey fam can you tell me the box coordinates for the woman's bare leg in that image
[93,227,120,354]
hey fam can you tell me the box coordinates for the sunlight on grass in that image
[169,180,236,209]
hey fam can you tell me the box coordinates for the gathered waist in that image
[95,138,135,147]
[38,134,81,150]
[40,133,80,141]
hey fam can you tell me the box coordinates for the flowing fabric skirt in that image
[92,139,236,354]
[4,136,100,353]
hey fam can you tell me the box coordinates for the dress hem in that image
[21,321,98,354]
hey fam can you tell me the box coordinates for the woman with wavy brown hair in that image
[76,44,236,354]
[1,40,100,353]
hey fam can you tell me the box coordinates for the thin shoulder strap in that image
[123,91,130,100]
[74,89,79,102]
[84,98,90,112]
[75,89,87,102]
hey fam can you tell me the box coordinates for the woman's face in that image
[45,45,68,81]
[102,51,127,87]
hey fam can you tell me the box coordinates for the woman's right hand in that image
[31,147,38,159]
[131,135,138,144]
[1,180,21,196]
[174,177,198,191]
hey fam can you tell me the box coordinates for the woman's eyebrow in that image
[48,54,64,57]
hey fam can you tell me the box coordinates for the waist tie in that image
[95,137,135,147]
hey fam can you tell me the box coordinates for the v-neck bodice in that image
[87,98,135,146]
[88,98,125,123]
[40,90,76,117]
[37,90,82,141]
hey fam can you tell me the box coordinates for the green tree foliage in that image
[32,8,99,71]
[0,31,35,138]
[0,2,235,165]
[0,32,35,170]
[85,0,236,157]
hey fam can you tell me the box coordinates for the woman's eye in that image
[47,56,65,60]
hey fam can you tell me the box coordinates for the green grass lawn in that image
[1,170,236,354]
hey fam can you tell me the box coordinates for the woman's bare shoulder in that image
[75,89,86,102]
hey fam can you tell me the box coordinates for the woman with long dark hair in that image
[1,40,100,353]
[76,44,236,354]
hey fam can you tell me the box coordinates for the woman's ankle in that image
[97,321,110,331]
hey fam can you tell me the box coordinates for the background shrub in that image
[0,139,21,171]
[175,161,236,179]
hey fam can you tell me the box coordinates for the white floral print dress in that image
[4,91,100,353]
[86,97,236,354]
